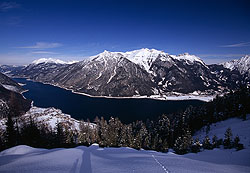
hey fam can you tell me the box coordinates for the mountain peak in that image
[123,48,167,73]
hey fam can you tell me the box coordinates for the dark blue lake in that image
[14,78,204,123]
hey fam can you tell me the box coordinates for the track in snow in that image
[151,154,170,173]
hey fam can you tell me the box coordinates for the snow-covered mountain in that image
[6,49,250,100]
[222,55,250,77]
[32,58,78,65]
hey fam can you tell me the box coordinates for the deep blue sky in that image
[0,0,250,65]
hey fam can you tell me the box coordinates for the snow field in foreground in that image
[0,115,250,173]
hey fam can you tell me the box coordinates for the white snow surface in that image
[123,48,166,73]
[1,115,250,172]
[32,58,78,65]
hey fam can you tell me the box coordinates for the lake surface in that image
[14,78,204,123]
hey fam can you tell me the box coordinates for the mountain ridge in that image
[1,49,249,101]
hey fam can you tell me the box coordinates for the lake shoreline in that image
[13,78,205,123]
[15,77,213,102]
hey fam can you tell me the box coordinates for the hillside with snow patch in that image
[0,106,94,132]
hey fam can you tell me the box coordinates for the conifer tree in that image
[191,137,201,153]
[234,135,244,151]
[223,127,233,149]
[157,114,170,150]
[122,124,133,147]
[20,116,42,147]
[5,114,16,147]
[173,129,193,154]
[55,122,66,147]
[212,135,219,148]
[106,117,122,147]
[98,117,108,147]
[203,136,212,149]
[174,136,186,154]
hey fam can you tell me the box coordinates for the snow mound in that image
[0,145,42,156]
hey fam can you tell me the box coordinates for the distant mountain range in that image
[1,48,249,100]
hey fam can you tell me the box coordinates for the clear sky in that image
[0,0,250,65]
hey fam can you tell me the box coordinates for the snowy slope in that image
[194,114,250,149]
[123,48,166,73]
[87,48,166,74]
[171,53,207,66]
[0,143,249,173]
[1,115,250,173]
